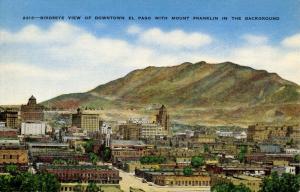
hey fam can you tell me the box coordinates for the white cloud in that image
[0,22,83,45]
[127,25,142,34]
[242,34,268,45]
[0,63,67,79]
[281,33,300,48]
[228,39,300,84]
[136,27,213,49]
[0,22,299,104]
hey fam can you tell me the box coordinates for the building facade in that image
[72,108,100,132]
[212,174,262,192]
[156,105,171,135]
[21,121,46,135]
[154,173,211,187]
[111,140,153,163]
[247,123,300,143]
[119,122,141,140]
[43,165,120,184]
[140,123,168,139]
[20,96,44,122]
[0,109,19,129]
[0,128,18,138]
[0,149,28,164]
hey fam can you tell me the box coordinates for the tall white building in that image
[101,123,112,147]
[21,121,46,135]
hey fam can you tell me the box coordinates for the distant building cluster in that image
[118,105,172,140]
[0,95,300,192]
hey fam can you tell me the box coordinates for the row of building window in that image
[52,172,117,179]
[0,154,19,159]
[162,180,210,186]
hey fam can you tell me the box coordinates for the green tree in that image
[86,182,100,192]
[0,172,60,192]
[103,147,112,162]
[183,166,193,176]
[140,156,166,164]
[294,154,300,163]
[4,164,18,175]
[89,152,99,165]
[191,156,205,168]
[140,156,149,164]
[38,173,60,192]
[260,172,300,192]
[84,140,94,153]
[235,184,251,192]
[212,182,251,192]
[212,182,235,192]
[238,145,248,163]
[0,174,14,192]
[286,139,294,146]
[204,144,210,153]
[17,173,39,192]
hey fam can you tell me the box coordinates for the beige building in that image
[72,108,100,132]
[20,95,44,122]
[124,161,160,173]
[0,149,28,164]
[191,134,216,144]
[153,172,211,187]
[212,174,262,192]
[119,122,141,140]
[140,123,168,139]
[119,122,168,140]
[247,123,300,143]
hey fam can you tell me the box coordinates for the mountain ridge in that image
[43,61,300,126]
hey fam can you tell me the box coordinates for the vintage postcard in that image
[0,1,299,192]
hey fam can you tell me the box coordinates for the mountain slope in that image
[43,61,300,126]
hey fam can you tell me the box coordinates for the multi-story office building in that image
[119,122,141,140]
[0,108,19,128]
[119,121,168,140]
[72,108,100,132]
[156,105,171,136]
[247,123,300,143]
[21,121,46,135]
[20,95,44,122]
[111,140,153,163]
[140,123,167,139]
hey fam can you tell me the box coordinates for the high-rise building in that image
[0,108,19,128]
[119,122,141,140]
[20,95,44,122]
[21,121,46,135]
[156,105,171,135]
[72,108,100,132]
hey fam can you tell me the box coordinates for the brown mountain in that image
[43,61,300,126]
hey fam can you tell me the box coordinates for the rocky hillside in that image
[43,61,300,126]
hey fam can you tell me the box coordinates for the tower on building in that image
[156,105,171,135]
